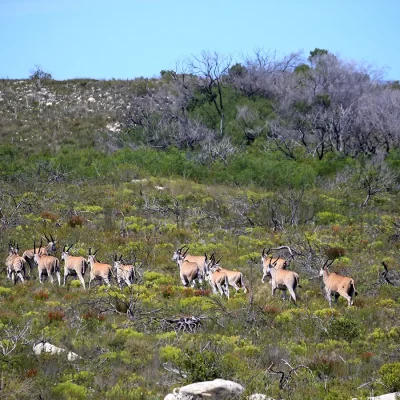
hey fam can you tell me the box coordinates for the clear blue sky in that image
[1,0,399,81]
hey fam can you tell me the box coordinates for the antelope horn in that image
[67,243,74,252]
[44,233,50,242]
[93,248,99,256]
[50,233,55,242]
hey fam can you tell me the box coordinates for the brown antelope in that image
[87,248,112,288]
[261,248,289,283]
[113,255,136,287]
[33,241,61,285]
[265,258,300,304]
[319,260,358,307]
[204,257,230,299]
[172,248,203,288]
[205,253,247,293]
[23,234,57,276]
[61,244,88,289]
[172,246,207,277]
[6,242,26,284]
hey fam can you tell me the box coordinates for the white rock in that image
[165,379,244,400]
[33,341,81,362]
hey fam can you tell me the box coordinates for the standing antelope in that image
[6,242,26,284]
[113,255,136,287]
[61,244,88,289]
[205,254,247,293]
[172,248,203,288]
[172,246,207,277]
[265,258,300,304]
[319,261,358,307]
[204,257,230,299]
[87,248,112,288]
[261,248,289,283]
[23,234,57,276]
[33,241,61,285]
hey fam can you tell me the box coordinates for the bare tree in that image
[186,51,232,137]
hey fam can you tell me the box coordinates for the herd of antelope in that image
[5,237,359,308]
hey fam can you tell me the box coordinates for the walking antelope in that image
[319,260,358,307]
[172,247,204,288]
[204,256,230,299]
[23,234,57,276]
[87,248,112,288]
[172,246,207,277]
[61,244,88,288]
[6,242,26,284]
[113,255,136,287]
[205,253,247,293]
[33,241,61,285]
[261,248,289,283]
[265,258,300,304]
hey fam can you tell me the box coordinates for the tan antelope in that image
[172,247,204,288]
[261,248,289,283]
[33,241,61,285]
[113,255,136,287]
[61,244,88,288]
[172,246,207,277]
[6,242,26,284]
[204,257,230,299]
[6,241,18,279]
[205,253,247,293]
[87,248,112,288]
[265,258,300,304]
[23,234,57,276]
[319,260,358,307]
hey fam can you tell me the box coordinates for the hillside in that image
[1,52,400,399]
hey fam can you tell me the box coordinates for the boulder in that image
[33,341,81,361]
[164,379,244,400]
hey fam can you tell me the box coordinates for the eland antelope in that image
[204,257,230,299]
[23,234,57,276]
[205,253,247,293]
[87,248,112,288]
[6,242,26,284]
[172,247,203,288]
[265,258,300,304]
[113,255,136,287]
[261,248,289,283]
[172,246,207,277]
[319,260,358,307]
[33,241,61,285]
[61,244,88,288]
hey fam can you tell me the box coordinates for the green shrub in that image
[52,382,88,400]
[379,362,400,391]
[324,316,361,342]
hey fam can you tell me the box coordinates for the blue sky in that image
[1,0,399,81]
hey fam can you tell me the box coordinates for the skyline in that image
[1,0,399,81]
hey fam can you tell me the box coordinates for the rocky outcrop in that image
[164,379,244,399]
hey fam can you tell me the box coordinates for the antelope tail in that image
[295,273,302,288]
[350,279,358,297]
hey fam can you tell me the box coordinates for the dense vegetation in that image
[0,49,400,400]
